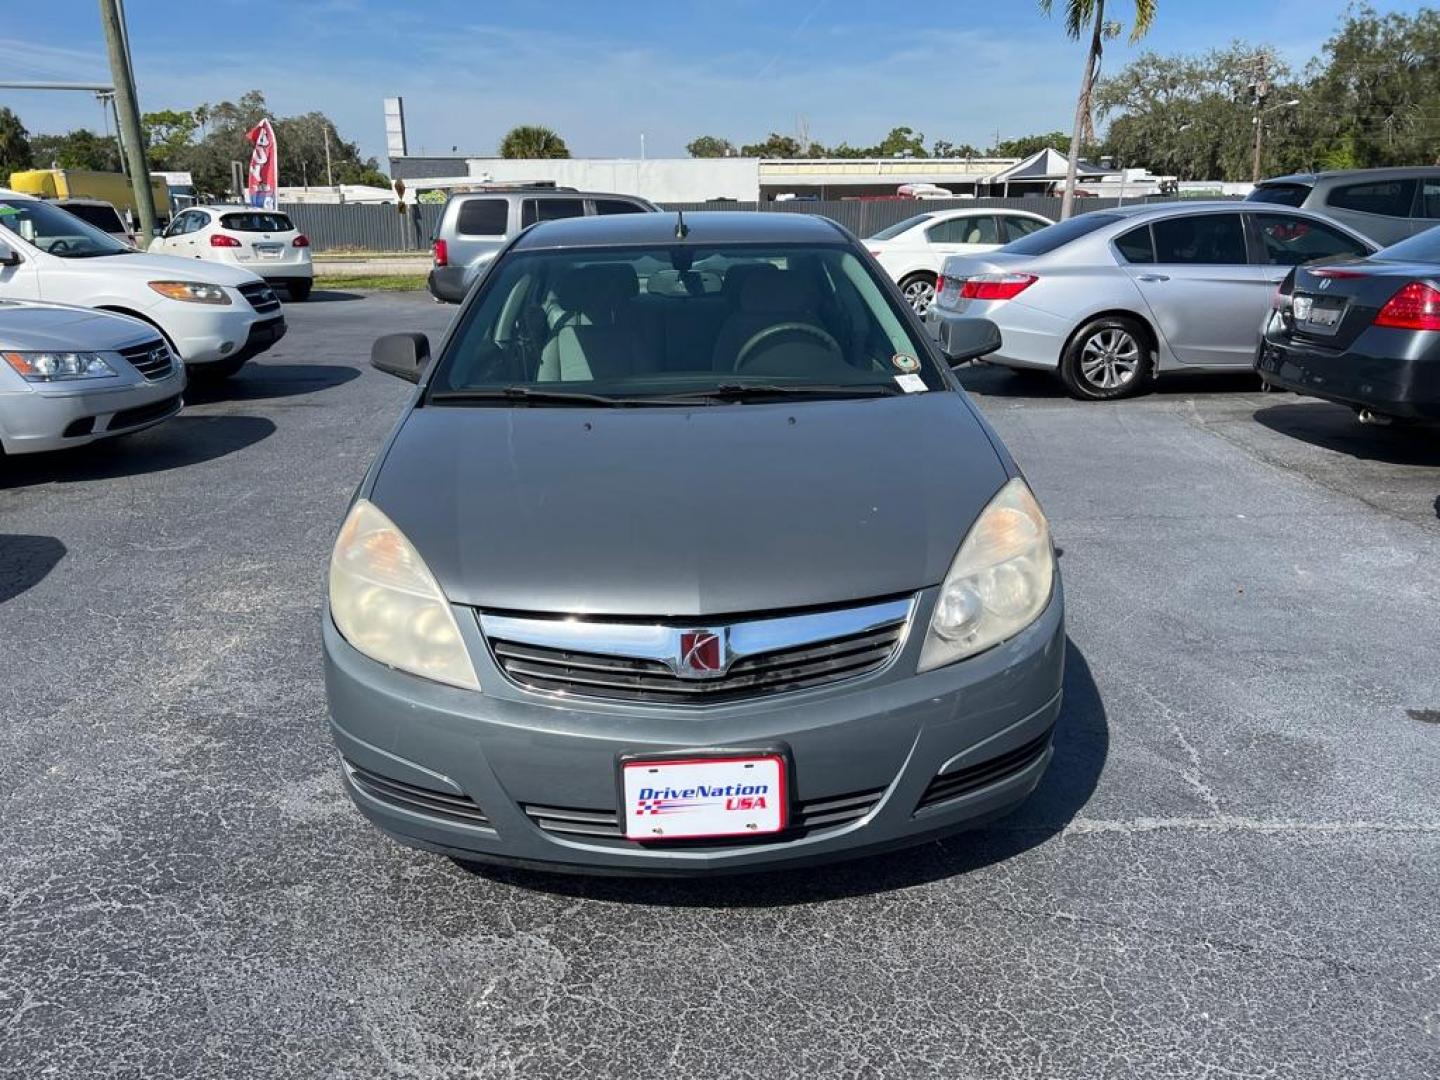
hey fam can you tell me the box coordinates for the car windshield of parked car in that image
[1372,227,1440,265]
[220,212,295,232]
[998,213,1122,256]
[431,243,947,402]
[1247,183,1312,207]
[869,214,934,241]
[0,199,131,258]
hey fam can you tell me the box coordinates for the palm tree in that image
[498,125,571,160]
[1040,0,1156,219]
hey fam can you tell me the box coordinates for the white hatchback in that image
[866,208,1053,314]
[151,206,313,300]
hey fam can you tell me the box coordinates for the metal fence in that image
[280,195,1180,253]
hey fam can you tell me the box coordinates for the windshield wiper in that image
[644,382,905,403]
[429,386,632,407]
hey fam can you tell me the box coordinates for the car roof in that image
[0,188,38,200]
[194,204,289,212]
[54,197,117,207]
[1258,166,1440,186]
[451,189,639,201]
[511,211,848,250]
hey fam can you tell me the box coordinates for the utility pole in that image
[97,0,157,239]
[1250,51,1270,183]
[323,123,334,189]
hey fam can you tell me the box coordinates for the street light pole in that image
[97,0,157,239]
[1252,98,1300,183]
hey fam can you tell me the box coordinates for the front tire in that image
[287,280,313,302]
[898,272,937,316]
[1059,316,1153,400]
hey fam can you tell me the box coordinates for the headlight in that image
[2,350,117,382]
[147,280,231,304]
[328,498,480,691]
[918,477,1055,672]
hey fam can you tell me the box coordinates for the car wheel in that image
[288,280,313,302]
[188,355,248,381]
[899,273,937,316]
[1059,316,1153,400]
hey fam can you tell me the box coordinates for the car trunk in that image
[219,213,305,270]
[1280,262,1430,350]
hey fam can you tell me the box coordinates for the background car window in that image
[456,198,508,236]
[1420,180,1440,219]
[1001,216,1047,242]
[220,212,294,232]
[927,216,999,245]
[867,213,933,241]
[521,198,587,227]
[1326,179,1417,218]
[1151,214,1247,265]
[1247,183,1311,207]
[63,204,125,233]
[1250,213,1371,266]
[1113,225,1154,264]
[1000,212,1120,256]
[593,200,645,215]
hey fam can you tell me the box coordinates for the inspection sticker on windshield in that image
[622,754,786,839]
[891,353,921,373]
[893,374,927,393]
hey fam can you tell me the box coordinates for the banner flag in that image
[245,119,278,210]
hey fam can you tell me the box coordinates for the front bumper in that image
[185,314,287,371]
[162,303,285,367]
[323,585,1066,875]
[1257,324,1440,420]
[0,366,186,454]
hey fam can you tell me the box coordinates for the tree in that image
[0,107,32,178]
[1040,0,1157,218]
[740,132,803,158]
[875,126,929,157]
[142,109,199,170]
[686,135,736,158]
[932,139,979,158]
[28,128,121,172]
[990,130,1076,158]
[499,125,570,159]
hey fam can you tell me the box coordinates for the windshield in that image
[1247,183,1312,207]
[1373,226,1440,264]
[868,214,934,241]
[999,212,1121,256]
[0,198,132,258]
[220,212,294,232]
[430,243,947,402]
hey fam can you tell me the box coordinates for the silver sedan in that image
[926,201,1378,399]
[0,300,185,454]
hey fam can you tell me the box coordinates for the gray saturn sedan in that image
[0,299,184,454]
[324,211,1064,875]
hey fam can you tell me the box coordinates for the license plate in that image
[621,754,786,840]
[256,244,283,259]
[1307,305,1341,327]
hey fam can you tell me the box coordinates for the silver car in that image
[927,202,1377,399]
[0,299,185,454]
[427,187,658,304]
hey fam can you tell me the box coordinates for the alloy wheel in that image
[1079,328,1141,391]
[903,278,936,315]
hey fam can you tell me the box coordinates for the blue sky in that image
[1,0,1425,165]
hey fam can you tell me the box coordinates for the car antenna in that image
[675,208,689,239]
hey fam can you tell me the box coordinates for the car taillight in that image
[958,273,1037,301]
[292,234,310,248]
[1373,281,1440,331]
[210,234,241,247]
[433,239,448,267]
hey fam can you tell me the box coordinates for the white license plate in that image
[622,754,786,840]
[256,245,283,259]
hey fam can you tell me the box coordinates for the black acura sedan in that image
[1258,226,1440,422]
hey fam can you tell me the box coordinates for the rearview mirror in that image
[371,332,431,383]
[936,315,1001,365]
[0,239,21,267]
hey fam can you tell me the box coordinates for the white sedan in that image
[151,205,313,300]
[866,208,1053,314]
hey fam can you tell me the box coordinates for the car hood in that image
[0,299,155,350]
[83,250,263,287]
[370,393,1009,617]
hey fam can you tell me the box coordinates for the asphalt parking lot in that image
[2,290,1437,1079]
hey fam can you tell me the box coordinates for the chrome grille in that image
[237,280,281,314]
[118,339,174,381]
[343,758,490,828]
[483,597,912,705]
[523,787,883,841]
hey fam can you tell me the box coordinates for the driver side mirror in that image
[936,315,1001,365]
[371,332,431,383]
[0,239,21,267]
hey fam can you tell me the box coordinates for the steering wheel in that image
[48,239,76,255]
[734,322,844,372]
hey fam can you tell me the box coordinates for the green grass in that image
[314,274,429,292]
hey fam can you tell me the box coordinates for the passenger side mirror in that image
[0,239,21,267]
[371,332,431,383]
[936,315,1001,365]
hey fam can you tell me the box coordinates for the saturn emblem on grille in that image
[676,630,729,679]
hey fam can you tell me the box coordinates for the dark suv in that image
[427,186,657,303]
[1248,167,1440,245]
